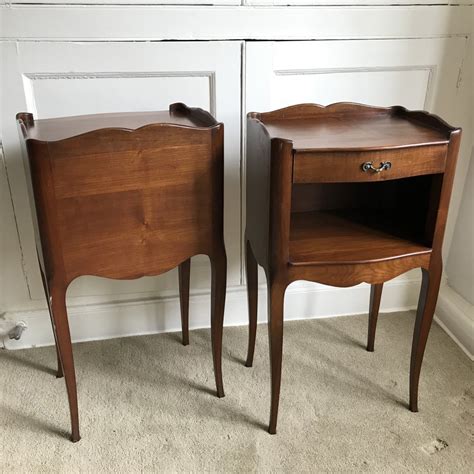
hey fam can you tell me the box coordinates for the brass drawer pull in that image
[361,161,392,173]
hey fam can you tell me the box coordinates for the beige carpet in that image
[0,311,472,473]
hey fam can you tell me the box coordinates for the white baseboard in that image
[4,272,471,363]
[435,284,474,360]
[4,274,422,350]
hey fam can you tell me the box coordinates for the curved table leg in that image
[268,279,286,435]
[210,248,227,398]
[178,259,191,346]
[38,261,64,378]
[50,282,80,442]
[367,283,383,352]
[410,261,442,412]
[245,239,258,368]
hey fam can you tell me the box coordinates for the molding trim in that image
[4,275,421,350]
[274,65,436,110]
[435,284,474,360]
[0,6,471,42]
[22,70,217,122]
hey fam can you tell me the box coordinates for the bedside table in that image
[244,103,461,434]
[17,103,227,442]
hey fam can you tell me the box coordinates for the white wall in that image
[438,145,474,359]
[447,150,474,305]
[0,148,31,310]
[436,32,473,358]
[0,4,472,354]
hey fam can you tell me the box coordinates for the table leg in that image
[50,283,80,443]
[410,261,442,412]
[245,239,258,368]
[210,248,227,398]
[178,259,191,346]
[367,283,383,352]
[50,316,64,379]
[38,261,64,378]
[268,280,286,435]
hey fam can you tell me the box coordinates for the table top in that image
[17,103,219,142]
[249,103,455,152]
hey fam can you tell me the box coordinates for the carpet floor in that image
[0,311,472,473]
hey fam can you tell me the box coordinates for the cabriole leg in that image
[50,284,80,442]
[178,259,191,346]
[245,240,258,368]
[367,283,383,352]
[39,262,63,378]
[410,262,442,412]
[210,249,227,398]
[268,280,286,435]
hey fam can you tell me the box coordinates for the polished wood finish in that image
[245,102,461,434]
[410,262,442,412]
[293,146,447,183]
[260,112,449,151]
[289,211,431,265]
[17,103,227,442]
[245,238,258,368]
[367,283,383,352]
[179,259,191,346]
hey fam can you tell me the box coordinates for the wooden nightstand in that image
[244,103,461,434]
[17,103,227,442]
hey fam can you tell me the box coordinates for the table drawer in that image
[293,145,447,183]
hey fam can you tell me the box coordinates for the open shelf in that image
[289,174,441,265]
[289,210,432,266]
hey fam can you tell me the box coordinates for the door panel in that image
[246,39,466,112]
[3,41,242,301]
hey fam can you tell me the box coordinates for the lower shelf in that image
[289,210,431,266]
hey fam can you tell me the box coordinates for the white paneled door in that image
[2,41,242,302]
[246,39,467,113]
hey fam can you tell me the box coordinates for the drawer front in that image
[293,145,447,183]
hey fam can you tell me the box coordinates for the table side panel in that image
[245,118,272,269]
[42,127,220,282]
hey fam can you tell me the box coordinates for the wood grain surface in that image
[245,102,461,435]
[17,103,227,442]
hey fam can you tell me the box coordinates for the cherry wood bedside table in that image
[244,103,461,434]
[17,103,227,442]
